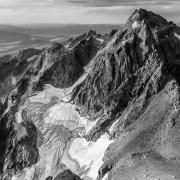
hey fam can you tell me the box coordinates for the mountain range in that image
[0,8,180,180]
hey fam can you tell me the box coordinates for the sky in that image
[0,0,180,24]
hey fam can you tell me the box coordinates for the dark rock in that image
[0,77,36,179]
[45,177,53,180]
[73,36,100,67]
[72,8,180,143]
[33,46,84,91]
[53,170,82,180]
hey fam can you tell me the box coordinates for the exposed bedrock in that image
[103,29,118,44]
[3,121,38,179]
[32,42,84,91]
[0,48,41,98]
[73,36,100,67]
[45,169,82,180]
[0,77,39,179]
[63,30,98,49]
[70,8,180,179]
[72,8,180,141]
[53,169,82,180]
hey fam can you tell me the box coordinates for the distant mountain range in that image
[0,23,123,56]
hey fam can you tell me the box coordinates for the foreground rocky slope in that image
[0,8,180,180]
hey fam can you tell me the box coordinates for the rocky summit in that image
[0,8,180,180]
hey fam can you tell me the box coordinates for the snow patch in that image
[11,76,17,85]
[132,21,139,29]
[69,134,114,179]
[96,38,104,43]
[174,32,180,40]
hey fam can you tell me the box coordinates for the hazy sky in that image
[0,0,180,24]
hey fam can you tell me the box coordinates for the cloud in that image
[54,0,180,7]
[0,0,52,7]
[0,0,179,8]
[0,0,180,24]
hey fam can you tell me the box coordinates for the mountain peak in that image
[48,42,64,52]
[126,8,169,29]
[86,29,97,38]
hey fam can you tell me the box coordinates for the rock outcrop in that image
[53,169,82,180]
[0,48,41,97]
[63,30,99,49]
[0,77,35,179]
[73,36,100,67]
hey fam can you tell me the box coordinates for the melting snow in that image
[96,38,104,43]
[69,134,114,179]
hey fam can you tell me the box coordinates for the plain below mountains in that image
[0,24,122,57]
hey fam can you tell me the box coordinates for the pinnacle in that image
[126,8,169,28]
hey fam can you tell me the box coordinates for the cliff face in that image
[1,8,180,180]
[63,30,100,49]
[72,8,180,140]
[71,9,180,179]
[0,48,41,97]
[32,42,84,91]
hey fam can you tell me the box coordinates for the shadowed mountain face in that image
[0,8,180,180]
[32,42,84,91]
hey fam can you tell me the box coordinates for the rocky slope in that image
[63,30,101,49]
[72,9,180,179]
[0,8,180,180]
[32,42,84,91]
[0,48,41,97]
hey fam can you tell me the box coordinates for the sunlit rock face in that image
[1,8,180,180]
